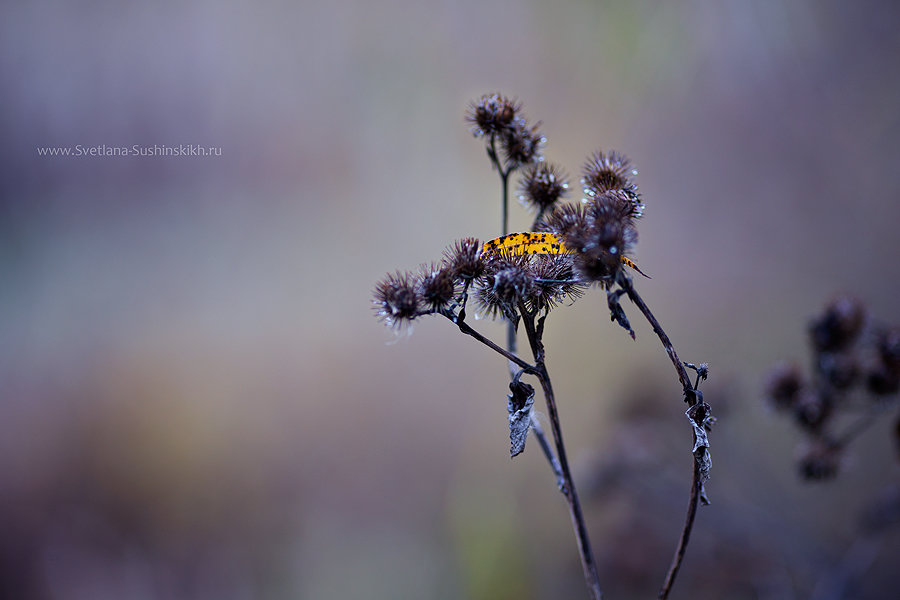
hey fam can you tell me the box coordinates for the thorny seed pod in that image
[764,362,805,410]
[502,120,544,169]
[465,93,520,137]
[443,237,484,281]
[817,352,860,391]
[474,255,535,320]
[866,362,900,396]
[798,439,841,481]
[527,254,586,313]
[518,162,569,213]
[418,263,456,311]
[582,150,644,218]
[373,271,420,327]
[570,244,620,283]
[792,390,833,433]
[559,192,638,283]
[541,202,590,237]
[809,295,866,352]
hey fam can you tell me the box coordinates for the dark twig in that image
[529,415,566,489]
[520,304,603,599]
[488,134,567,498]
[488,134,512,236]
[833,402,892,449]
[618,276,708,599]
[443,310,537,374]
[658,454,702,600]
[620,276,693,398]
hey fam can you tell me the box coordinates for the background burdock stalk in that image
[764,295,900,480]
[762,296,900,598]
[373,93,711,600]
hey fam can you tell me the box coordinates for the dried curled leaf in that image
[508,379,535,458]
[607,288,635,339]
[686,401,713,505]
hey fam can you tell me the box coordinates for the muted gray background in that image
[2,1,900,598]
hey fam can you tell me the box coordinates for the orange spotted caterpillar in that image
[480,232,650,278]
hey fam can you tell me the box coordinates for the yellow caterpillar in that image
[480,232,649,278]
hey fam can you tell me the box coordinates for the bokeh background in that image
[3,1,900,598]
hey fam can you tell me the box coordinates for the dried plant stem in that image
[535,367,603,600]
[619,277,705,600]
[501,170,510,236]
[506,321,518,376]
[521,307,603,600]
[488,134,512,236]
[620,277,692,395]
[448,305,597,596]
[834,403,890,449]
[507,319,565,484]
[529,414,566,489]
[489,141,567,492]
[658,456,702,600]
[446,312,536,374]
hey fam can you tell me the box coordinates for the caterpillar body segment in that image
[619,256,650,279]
[479,232,566,258]
[480,232,650,278]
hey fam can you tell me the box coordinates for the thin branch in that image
[488,143,566,498]
[620,276,693,398]
[506,312,563,483]
[833,402,892,449]
[529,414,565,489]
[506,321,519,379]
[530,206,548,233]
[442,311,537,374]
[488,134,511,236]
[619,276,709,599]
[658,454,702,600]
[520,306,603,599]
[501,170,510,237]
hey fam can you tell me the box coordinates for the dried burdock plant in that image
[764,295,900,481]
[763,297,900,599]
[373,93,711,599]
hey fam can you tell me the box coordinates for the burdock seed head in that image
[582,150,643,218]
[418,262,457,311]
[809,295,866,353]
[518,161,569,213]
[373,270,421,327]
[546,192,637,283]
[465,93,520,138]
[473,255,535,320]
[443,237,484,281]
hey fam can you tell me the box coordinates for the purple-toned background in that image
[3,2,899,598]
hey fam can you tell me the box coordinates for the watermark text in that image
[37,144,223,157]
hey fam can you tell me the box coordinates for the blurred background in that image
[2,1,900,598]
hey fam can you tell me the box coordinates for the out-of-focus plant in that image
[764,295,900,480]
[763,296,900,598]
